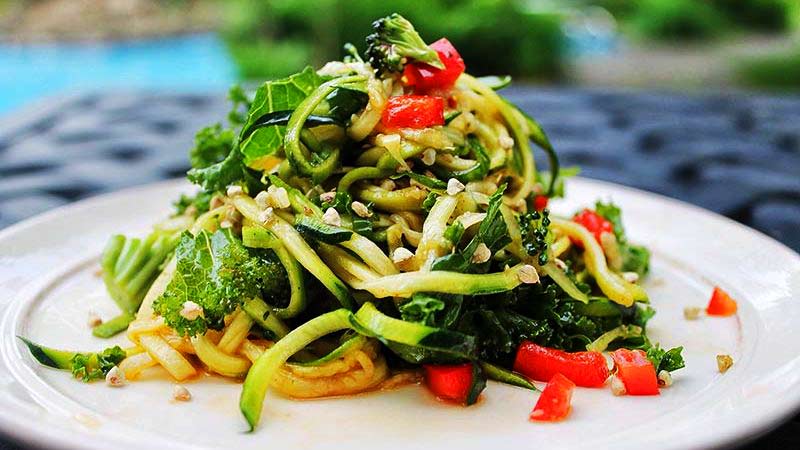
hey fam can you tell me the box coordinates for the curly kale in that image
[152,229,288,337]
[71,346,127,382]
[365,13,443,73]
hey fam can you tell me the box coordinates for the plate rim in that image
[0,176,798,450]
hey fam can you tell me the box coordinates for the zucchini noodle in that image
[25,16,669,433]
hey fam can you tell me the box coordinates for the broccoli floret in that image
[99,229,181,337]
[152,229,288,337]
[365,13,443,73]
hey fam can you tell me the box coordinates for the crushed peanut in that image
[622,271,639,283]
[172,384,192,402]
[499,135,515,149]
[421,148,437,166]
[226,185,243,197]
[610,375,626,396]
[350,201,372,218]
[219,220,233,229]
[657,370,673,387]
[87,311,103,328]
[180,301,203,321]
[254,190,270,208]
[270,186,291,209]
[392,247,415,270]
[471,243,491,264]
[554,258,568,270]
[716,354,734,373]
[319,191,336,203]
[518,265,540,284]
[683,306,703,321]
[105,366,125,387]
[446,178,465,196]
[322,207,342,227]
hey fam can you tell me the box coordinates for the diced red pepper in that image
[706,286,738,316]
[403,38,465,92]
[534,195,549,211]
[573,209,614,244]
[513,341,609,387]
[424,363,475,404]
[530,373,575,422]
[610,349,659,396]
[381,95,444,129]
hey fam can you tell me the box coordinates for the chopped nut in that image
[319,191,336,203]
[446,178,465,196]
[322,207,342,227]
[226,185,244,197]
[657,370,673,387]
[610,375,626,396]
[351,201,372,218]
[499,135,515,149]
[471,243,491,264]
[518,265,540,284]
[254,190,270,208]
[421,148,437,166]
[622,271,639,283]
[271,187,291,209]
[105,366,125,387]
[258,207,274,224]
[717,354,734,373]
[219,220,233,229]
[379,179,396,191]
[683,306,703,321]
[172,384,192,402]
[554,258,568,271]
[180,301,203,321]
[87,311,103,328]
[392,247,415,270]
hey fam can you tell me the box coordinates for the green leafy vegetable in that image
[239,67,324,167]
[399,294,446,326]
[153,229,288,337]
[190,124,236,169]
[519,208,551,265]
[71,346,127,382]
[365,13,443,74]
[646,345,686,373]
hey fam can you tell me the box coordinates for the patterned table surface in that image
[0,88,798,448]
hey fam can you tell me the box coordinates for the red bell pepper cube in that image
[534,195,549,211]
[424,363,484,405]
[610,349,660,396]
[381,95,444,129]
[530,373,576,422]
[403,38,465,92]
[514,341,609,387]
[706,286,738,316]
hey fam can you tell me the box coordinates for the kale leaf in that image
[153,229,287,337]
[647,345,686,373]
[399,294,446,326]
[190,124,236,169]
[238,67,323,167]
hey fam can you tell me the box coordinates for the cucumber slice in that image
[295,216,353,244]
[291,334,368,367]
[92,312,135,338]
[17,337,75,370]
[242,298,290,339]
[479,361,536,391]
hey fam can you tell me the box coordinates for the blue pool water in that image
[0,33,236,115]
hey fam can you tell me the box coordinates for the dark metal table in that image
[0,88,798,449]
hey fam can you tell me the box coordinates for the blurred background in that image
[1,0,800,114]
[0,1,798,448]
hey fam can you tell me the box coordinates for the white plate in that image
[0,178,799,450]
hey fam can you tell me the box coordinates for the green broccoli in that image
[152,229,288,337]
[365,13,443,73]
[97,229,181,337]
